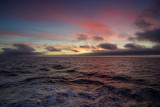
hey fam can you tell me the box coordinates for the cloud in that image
[124,43,144,49]
[63,48,79,52]
[134,19,152,30]
[153,44,160,49]
[84,46,160,56]
[79,45,96,50]
[1,43,42,56]
[83,42,160,56]
[45,45,79,53]
[135,28,160,43]
[45,46,61,52]
[131,0,160,43]
[1,0,116,35]
[92,36,104,41]
[69,49,79,52]
[98,43,117,50]
[77,22,115,34]
[77,34,88,41]
[134,1,160,30]
[79,45,90,48]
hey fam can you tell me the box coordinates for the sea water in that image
[0,56,160,107]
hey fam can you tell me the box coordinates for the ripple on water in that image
[0,56,160,107]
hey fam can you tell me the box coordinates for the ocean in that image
[0,56,160,107]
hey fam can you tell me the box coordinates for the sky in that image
[0,0,160,56]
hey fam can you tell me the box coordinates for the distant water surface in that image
[0,56,160,107]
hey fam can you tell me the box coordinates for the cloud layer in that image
[98,43,117,50]
[135,29,160,43]
[85,47,160,56]
[131,0,160,44]
[1,43,42,56]
[77,34,88,41]
[83,42,160,55]
[124,43,144,49]
[0,0,160,56]
[45,46,61,52]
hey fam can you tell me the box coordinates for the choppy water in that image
[0,56,160,107]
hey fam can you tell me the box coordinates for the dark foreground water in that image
[0,56,160,107]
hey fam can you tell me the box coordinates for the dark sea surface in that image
[0,56,160,107]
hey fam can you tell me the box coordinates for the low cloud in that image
[84,43,160,56]
[153,44,160,49]
[77,34,88,41]
[124,43,145,49]
[135,28,160,43]
[79,45,96,49]
[98,43,117,50]
[92,36,104,41]
[69,49,79,52]
[1,43,42,56]
[79,45,90,48]
[63,48,79,52]
[85,49,160,56]
[45,46,61,52]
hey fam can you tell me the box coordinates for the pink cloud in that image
[76,21,116,34]
[9,1,116,35]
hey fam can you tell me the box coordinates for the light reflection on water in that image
[0,56,160,107]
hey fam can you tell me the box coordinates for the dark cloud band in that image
[1,43,42,56]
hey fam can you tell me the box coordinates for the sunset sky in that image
[0,0,160,55]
